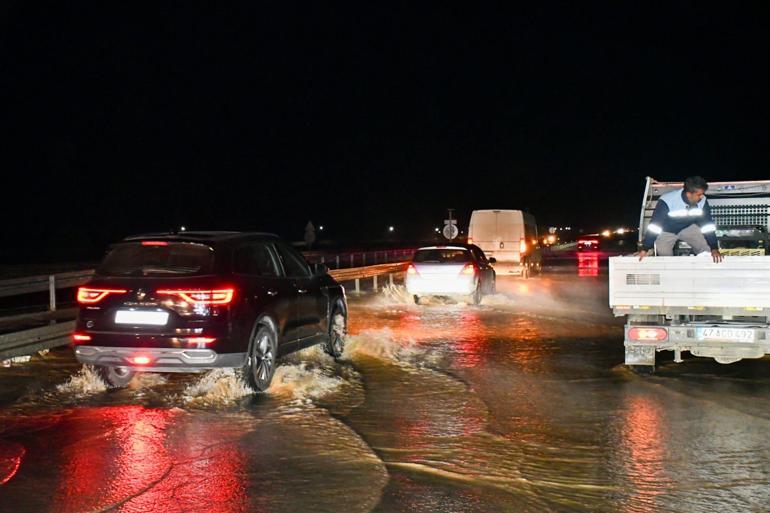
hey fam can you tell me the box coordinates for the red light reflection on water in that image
[0,442,25,485]
[53,406,248,513]
[577,252,600,277]
[619,395,668,512]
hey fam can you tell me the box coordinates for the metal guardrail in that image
[0,322,75,360]
[0,260,410,360]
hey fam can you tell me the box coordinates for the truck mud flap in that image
[624,344,656,366]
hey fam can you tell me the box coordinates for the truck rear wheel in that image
[629,365,655,375]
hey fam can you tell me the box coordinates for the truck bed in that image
[609,255,770,313]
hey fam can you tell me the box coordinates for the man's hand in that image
[636,250,647,261]
[711,249,723,263]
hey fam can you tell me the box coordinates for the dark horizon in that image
[2,3,769,262]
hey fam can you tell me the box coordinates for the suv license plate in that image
[115,310,169,326]
[696,327,754,342]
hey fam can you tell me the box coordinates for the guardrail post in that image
[373,275,378,291]
[321,256,325,264]
[355,278,360,294]
[49,275,57,312]
[363,253,366,266]
[374,252,378,264]
[389,273,394,286]
[350,254,354,268]
[336,255,340,269]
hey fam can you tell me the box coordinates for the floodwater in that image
[1,270,770,512]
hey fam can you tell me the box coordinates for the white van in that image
[467,209,541,277]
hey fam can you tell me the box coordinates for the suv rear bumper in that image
[74,345,247,372]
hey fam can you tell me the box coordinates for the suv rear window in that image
[413,249,472,263]
[96,242,215,277]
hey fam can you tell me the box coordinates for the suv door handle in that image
[266,290,278,297]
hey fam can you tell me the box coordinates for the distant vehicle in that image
[72,232,347,391]
[406,244,496,305]
[577,235,601,251]
[467,209,541,277]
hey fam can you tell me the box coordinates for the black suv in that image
[72,232,347,391]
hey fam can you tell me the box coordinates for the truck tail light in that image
[628,327,668,341]
[77,288,128,304]
[520,239,527,254]
[157,288,235,305]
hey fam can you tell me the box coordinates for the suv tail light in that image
[156,288,235,305]
[461,264,477,276]
[628,327,668,341]
[77,288,128,304]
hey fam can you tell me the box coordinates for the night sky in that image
[2,3,769,260]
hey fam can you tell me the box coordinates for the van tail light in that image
[156,288,235,305]
[628,327,668,341]
[520,239,527,254]
[77,288,128,304]
[407,264,418,275]
[72,333,92,343]
[461,264,477,276]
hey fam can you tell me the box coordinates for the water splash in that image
[55,365,107,396]
[181,369,253,406]
[268,363,348,402]
[127,372,168,390]
[344,328,440,367]
[377,283,415,304]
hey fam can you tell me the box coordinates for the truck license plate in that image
[696,327,754,342]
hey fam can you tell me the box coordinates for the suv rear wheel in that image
[324,309,346,359]
[97,365,135,388]
[244,325,278,392]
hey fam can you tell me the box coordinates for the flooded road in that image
[2,271,770,512]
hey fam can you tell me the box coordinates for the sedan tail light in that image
[460,264,477,276]
[628,327,668,341]
[72,333,92,342]
[77,288,128,304]
[407,264,418,275]
[156,288,235,305]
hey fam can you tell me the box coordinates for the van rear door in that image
[469,210,524,263]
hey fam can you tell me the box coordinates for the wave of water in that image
[55,365,107,396]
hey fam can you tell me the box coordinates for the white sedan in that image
[405,244,496,305]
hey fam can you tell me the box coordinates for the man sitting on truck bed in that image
[638,176,723,263]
